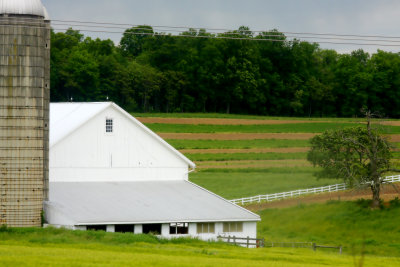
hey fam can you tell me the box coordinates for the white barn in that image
[44,102,260,240]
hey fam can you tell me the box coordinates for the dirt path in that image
[137,117,331,125]
[246,184,400,212]
[197,159,311,169]
[138,117,400,126]
[180,147,310,154]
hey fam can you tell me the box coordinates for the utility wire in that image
[50,19,400,40]
[1,17,400,47]
[49,27,400,47]
[49,23,400,44]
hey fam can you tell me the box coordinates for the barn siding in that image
[50,106,189,182]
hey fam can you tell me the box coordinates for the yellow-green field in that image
[0,227,399,267]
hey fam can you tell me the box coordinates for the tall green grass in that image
[147,123,400,134]
[168,139,310,149]
[0,226,399,266]
[258,200,400,257]
[188,152,307,161]
[190,167,334,199]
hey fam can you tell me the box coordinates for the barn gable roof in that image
[50,102,195,168]
[46,181,260,225]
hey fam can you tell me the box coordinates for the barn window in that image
[223,222,243,233]
[115,224,134,233]
[105,118,113,133]
[142,224,162,235]
[169,223,189,235]
[197,223,215,234]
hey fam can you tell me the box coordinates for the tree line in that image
[50,26,400,117]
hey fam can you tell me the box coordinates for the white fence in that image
[230,175,400,205]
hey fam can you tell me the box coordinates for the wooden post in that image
[233,236,236,245]
[339,246,342,254]
[247,236,249,248]
[227,235,230,243]
[312,243,317,251]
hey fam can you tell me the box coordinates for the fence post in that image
[339,246,342,254]
[227,235,230,243]
[247,236,249,248]
[233,236,236,245]
[312,243,316,251]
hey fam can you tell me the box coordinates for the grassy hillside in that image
[0,226,399,266]
[190,168,334,199]
[257,200,400,257]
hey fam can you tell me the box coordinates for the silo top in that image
[0,0,47,18]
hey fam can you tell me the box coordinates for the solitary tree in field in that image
[307,112,400,208]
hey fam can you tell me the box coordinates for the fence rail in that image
[218,235,265,248]
[230,175,400,205]
[219,236,342,253]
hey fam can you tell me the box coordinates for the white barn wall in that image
[50,106,189,182]
[160,222,257,241]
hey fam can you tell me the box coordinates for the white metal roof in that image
[50,102,110,147]
[50,102,195,168]
[0,0,46,17]
[46,181,260,225]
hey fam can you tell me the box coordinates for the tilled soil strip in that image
[246,184,400,212]
[137,117,333,125]
[180,147,310,154]
[197,159,311,169]
[161,133,400,141]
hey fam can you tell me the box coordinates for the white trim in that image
[110,103,196,168]
[50,102,110,148]
[74,218,259,226]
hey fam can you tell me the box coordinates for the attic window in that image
[105,118,113,133]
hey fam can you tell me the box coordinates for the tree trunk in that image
[371,183,381,209]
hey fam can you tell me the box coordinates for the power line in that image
[1,17,400,47]
[50,19,400,40]
[49,27,400,47]
[50,23,400,44]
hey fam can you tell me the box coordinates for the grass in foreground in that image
[190,167,334,199]
[0,227,398,266]
[257,200,400,257]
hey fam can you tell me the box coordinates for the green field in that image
[258,200,400,257]
[1,223,400,267]
[188,152,307,161]
[146,122,400,134]
[168,139,311,149]
[191,168,334,199]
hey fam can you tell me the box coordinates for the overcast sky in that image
[41,0,400,54]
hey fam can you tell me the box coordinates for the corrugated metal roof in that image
[50,102,196,168]
[0,0,46,17]
[46,181,260,225]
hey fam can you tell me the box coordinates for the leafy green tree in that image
[307,113,399,208]
[120,25,154,57]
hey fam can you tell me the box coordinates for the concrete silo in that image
[0,0,50,227]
